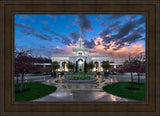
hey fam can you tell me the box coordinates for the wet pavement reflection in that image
[31,74,143,102]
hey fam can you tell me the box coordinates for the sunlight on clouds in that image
[63,43,78,55]
[89,36,145,61]
[59,36,144,62]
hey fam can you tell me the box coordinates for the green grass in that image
[15,82,57,101]
[103,82,145,101]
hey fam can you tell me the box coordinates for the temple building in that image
[51,32,122,72]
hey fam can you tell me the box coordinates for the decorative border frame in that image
[0,0,159,115]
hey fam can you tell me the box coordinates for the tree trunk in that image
[20,73,24,92]
[138,73,140,84]
[131,72,134,88]
[16,73,19,86]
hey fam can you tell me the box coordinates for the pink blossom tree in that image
[123,55,138,89]
[109,67,116,74]
[116,66,126,73]
[134,53,145,84]
[15,49,34,92]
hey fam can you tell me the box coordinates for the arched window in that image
[79,52,82,56]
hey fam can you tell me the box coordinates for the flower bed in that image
[67,72,95,75]
[64,76,97,83]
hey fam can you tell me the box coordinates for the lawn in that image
[103,82,145,101]
[15,82,57,101]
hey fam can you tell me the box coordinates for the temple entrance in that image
[95,62,99,72]
[62,62,66,72]
[77,59,84,72]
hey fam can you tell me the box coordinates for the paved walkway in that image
[32,77,138,102]
[15,73,144,102]
[32,89,137,102]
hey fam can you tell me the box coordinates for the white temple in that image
[51,31,110,72]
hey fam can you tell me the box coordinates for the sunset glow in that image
[15,14,145,62]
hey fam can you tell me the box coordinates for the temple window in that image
[79,52,82,56]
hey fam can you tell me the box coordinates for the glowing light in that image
[106,34,110,37]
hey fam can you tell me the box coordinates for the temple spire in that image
[78,27,83,48]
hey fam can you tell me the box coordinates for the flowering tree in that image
[15,55,34,92]
[109,67,116,74]
[116,66,126,73]
[123,55,138,89]
[134,53,145,84]
[15,49,35,92]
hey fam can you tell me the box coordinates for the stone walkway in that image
[32,77,138,102]
[32,89,137,102]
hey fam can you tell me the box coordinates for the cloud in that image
[69,31,80,44]
[96,15,103,21]
[113,21,137,39]
[43,27,72,45]
[19,30,33,35]
[46,15,56,22]
[19,15,34,22]
[115,33,142,47]
[65,25,71,29]
[55,44,78,55]
[16,23,53,41]
[68,18,72,23]
[83,39,96,49]
[107,15,123,20]
[75,15,93,33]
[99,15,145,50]
[88,36,145,62]
[136,15,145,25]
[41,20,49,25]
[108,21,121,29]
[34,33,53,41]
[99,29,111,38]
[135,27,145,34]
[15,23,36,32]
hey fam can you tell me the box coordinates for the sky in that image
[15,14,145,62]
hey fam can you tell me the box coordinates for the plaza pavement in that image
[15,73,145,102]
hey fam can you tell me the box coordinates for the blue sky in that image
[15,14,145,61]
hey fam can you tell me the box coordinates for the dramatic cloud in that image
[113,21,137,39]
[43,27,72,45]
[15,23,36,32]
[87,36,145,62]
[83,39,96,49]
[69,31,80,44]
[99,15,145,51]
[75,15,93,33]
[15,14,145,61]
[34,33,53,41]
[99,29,111,38]
[109,21,121,28]
[115,33,142,47]
[16,24,53,41]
